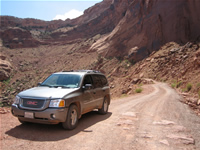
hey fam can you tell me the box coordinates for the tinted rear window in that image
[100,75,108,86]
[92,75,108,88]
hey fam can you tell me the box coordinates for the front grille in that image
[21,98,45,109]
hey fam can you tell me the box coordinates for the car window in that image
[83,75,93,85]
[42,74,59,85]
[92,75,103,88]
[41,74,81,88]
[100,75,108,86]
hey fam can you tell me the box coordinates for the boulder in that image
[197,99,200,105]
[0,54,12,81]
[194,49,200,66]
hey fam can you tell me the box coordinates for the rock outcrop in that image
[50,0,129,41]
[0,0,114,48]
[0,54,12,81]
[90,0,200,62]
[0,28,40,48]
[195,49,200,67]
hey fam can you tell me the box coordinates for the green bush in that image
[120,94,127,98]
[0,101,3,107]
[171,83,176,88]
[171,80,182,88]
[182,88,187,92]
[176,81,182,88]
[186,83,192,92]
[198,90,200,98]
[3,78,10,85]
[196,83,200,89]
[135,88,142,93]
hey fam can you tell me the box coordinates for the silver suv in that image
[11,70,110,130]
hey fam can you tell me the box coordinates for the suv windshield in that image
[40,74,81,88]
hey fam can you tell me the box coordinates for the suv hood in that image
[18,87,78,99]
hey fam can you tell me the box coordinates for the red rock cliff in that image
[1,0,200,64]
[91,0,200,62]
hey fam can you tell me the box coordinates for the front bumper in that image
[11,104,68,124]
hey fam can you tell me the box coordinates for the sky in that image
[0,0,102,21]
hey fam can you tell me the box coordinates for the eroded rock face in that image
[0,0,113,48]
[0,0,129,48]
[0,54,12,81]
[1,0,200,60]
[91,0,200,62]
[0,28,40,48]
[50,0,129,41]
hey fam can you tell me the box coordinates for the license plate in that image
[25,112,34,119]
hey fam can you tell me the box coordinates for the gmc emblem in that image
[27,101,38,105]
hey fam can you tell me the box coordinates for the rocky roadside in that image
[128,42,200,116]
[0,53,12,81]
[0,107,10,114]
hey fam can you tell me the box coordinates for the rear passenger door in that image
[91,75,104,108]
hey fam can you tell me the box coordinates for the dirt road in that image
[1,83,200,150]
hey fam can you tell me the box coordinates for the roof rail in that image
[62,70,74,72]
[86,70,101,73]
[62,70,101,73]
[75,70,101,73]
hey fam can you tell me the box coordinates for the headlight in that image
[49,99,65,107]
[14,95,21,104]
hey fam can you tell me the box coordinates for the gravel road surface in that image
[1,83,200,150]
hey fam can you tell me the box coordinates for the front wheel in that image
[98,98,109,115]
[62,105,79,130]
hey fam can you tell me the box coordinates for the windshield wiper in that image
[40,84,58,88]
[40,84,72,88]
[39,84,51,87]
[57,85,70,88]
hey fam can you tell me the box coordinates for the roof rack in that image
[62,70,73,72]
[62,70,101,73]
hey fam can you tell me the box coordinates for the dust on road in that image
[1,83,200,150]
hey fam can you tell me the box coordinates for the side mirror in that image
[37,82,42,86]
[82,84,92,90]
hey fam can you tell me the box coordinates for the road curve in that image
[1,82,200,150]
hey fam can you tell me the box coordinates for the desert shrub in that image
[198,90,200,98]
[135,88,142,93]
[186,83,192,92]
[120,94,127,98]
[182,88,187,92]
[196,83,200,89]
[171,80,182,88]
[176,81,182,88]
[138,83,143,87]
[3,78,10,85]
[171,83,176,88]
[0,101,3,107]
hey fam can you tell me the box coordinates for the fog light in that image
[51,114,56,119]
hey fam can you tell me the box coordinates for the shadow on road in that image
[5,111,112,141]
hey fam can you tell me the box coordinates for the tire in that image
[98,98,109,115]
[62,104,79,130]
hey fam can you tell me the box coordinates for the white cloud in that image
[53,9,83,20]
